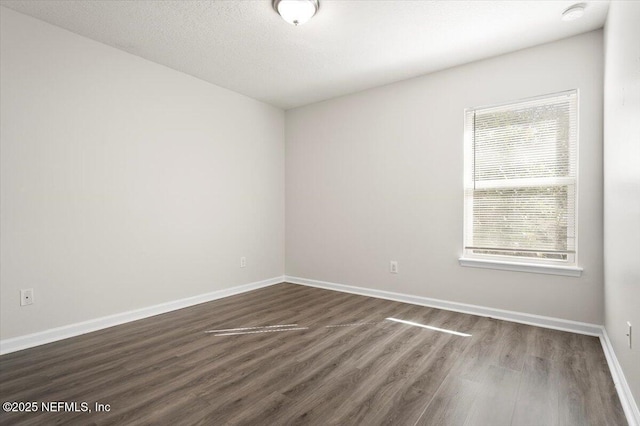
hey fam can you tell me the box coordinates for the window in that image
[461,91,582,276]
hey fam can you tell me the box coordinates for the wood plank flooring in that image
[0,283,627,425]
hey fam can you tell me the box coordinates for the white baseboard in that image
[600,328,640,426]
[0,276,284,355]
[285,275,602,336]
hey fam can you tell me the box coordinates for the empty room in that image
[0,0,638,425]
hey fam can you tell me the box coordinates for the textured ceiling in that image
[0,1,609,109]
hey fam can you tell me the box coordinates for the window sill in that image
[458,257,583,277]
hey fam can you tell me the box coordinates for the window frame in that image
[459,90,583,277]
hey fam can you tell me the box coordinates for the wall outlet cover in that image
[20,288,34,306]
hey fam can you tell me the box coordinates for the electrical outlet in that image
[390,261,398,274]
[627,322,632,349]
[240,257,247,268]
[20,288,34,306]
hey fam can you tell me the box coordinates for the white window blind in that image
[463,91,578,264]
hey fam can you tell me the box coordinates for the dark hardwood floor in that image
[0,283,627,425]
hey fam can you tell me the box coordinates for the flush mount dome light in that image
[562,3,586,21]
[274,0,319,26]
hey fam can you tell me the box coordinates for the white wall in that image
[0,8,284,340]
[604,0,640,411]
[286,31,604,324]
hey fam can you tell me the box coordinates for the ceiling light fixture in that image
[562,3,586,21]
[273,0,319,26]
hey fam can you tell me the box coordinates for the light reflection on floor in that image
[205,324,299,333]
[324,322,378,328]
[211,327,309,336]
[206,317,472,338]
[385,317,472,337]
